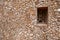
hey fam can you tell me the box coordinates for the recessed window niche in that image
[37,7,48,24]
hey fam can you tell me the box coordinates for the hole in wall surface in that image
[37,7,48,24]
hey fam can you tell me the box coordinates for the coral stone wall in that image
[0,0,60,40]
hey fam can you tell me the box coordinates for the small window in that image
[37,7,48,24]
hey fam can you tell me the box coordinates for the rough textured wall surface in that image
[0,0,60,40]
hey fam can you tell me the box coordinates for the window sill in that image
[35,23,47,26]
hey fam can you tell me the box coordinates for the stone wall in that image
[0,0,60,40]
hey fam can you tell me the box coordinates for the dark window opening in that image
[37,7,48,24]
